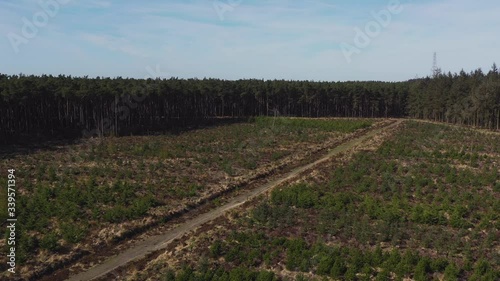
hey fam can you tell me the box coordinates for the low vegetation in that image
[138,121,499,281]
[0,117,373,276]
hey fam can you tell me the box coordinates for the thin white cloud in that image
[90,1,112,8]
[80,33,149,58]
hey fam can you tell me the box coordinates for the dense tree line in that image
[1,64,499,144]
[408,64,500,129]
[0,74,407,143]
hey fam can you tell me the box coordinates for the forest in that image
[1,64,499,144]
[408,64,500,129]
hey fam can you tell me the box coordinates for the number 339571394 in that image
[7,169,16,214]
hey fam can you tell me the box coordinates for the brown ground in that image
[61,120,402,281]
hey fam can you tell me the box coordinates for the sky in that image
[1,0,499,82]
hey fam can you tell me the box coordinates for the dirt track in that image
[65,120,403,281]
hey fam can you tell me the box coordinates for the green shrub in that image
[285,238,308,271]
[375,270,390,281]
[160,269,176,281]
[255,271,276,281]
[61,222,87,244]
[316,256,334,275]
[414,258,431,281]
[271,184,318,209]
[443,263,460,281]
[210,240,223,258]
[40,232,59,252]
[330,259,347,279]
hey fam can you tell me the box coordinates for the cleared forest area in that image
[0,117,376,280]
[124,121,500,281]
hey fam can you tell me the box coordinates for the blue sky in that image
[1,0,499,81]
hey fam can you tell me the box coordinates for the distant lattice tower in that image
[431,52,441,77]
